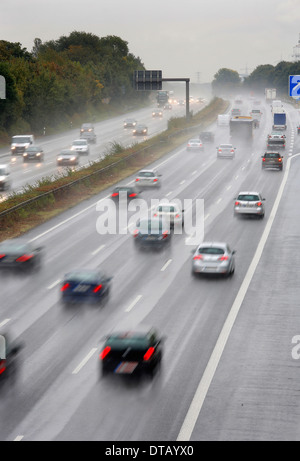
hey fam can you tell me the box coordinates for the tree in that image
[212,68,241,96]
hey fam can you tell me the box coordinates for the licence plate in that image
[4,256,16,263]
[115,362,138,374]
[73,284,90,293]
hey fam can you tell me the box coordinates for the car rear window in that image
[237,195,260,201]
[138,171,155,177]
[106,335,150,350]
[265,153,280,158]
[198,247,224,255]
[157,206,176,212]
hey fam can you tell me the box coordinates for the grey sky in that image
[1,0,300,82]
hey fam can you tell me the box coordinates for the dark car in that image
[100,326,164,378]
[123,118,137,128]
[60,269,112,306]
[23,146,44,162]
[0,239,43,271]
[261,152,283,171]
[199,131,214,143]
[0,333,23,386]
[110,186,140,203]
[152,109,163,117]
[132,124,148,136]
[80,123,97,143]
[56,149,79,166]
[133,217,171,250]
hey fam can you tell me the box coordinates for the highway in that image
[1,96,300,441]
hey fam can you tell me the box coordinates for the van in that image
[11,135,35,155]
[0,164,12,191]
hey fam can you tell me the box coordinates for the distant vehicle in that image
[153,202,184,228]
[217,114,230,126]
[163,104,172,110]
[156,90,169,107]
[57,149,79,166]
[110,185,140,202]
[11,135,35,155]
[267,133,286,149]
[133,124,148,136]
[133,217,171,250]
[71,139,90,155]
[297,125,300,135]
[272,109,286,130]
[234,191,265,219]
[152,108,163,117]
[234,96,243,104]
[265,88,276,101]
[250,109,262,127]
[231,108,241,116]
[178,99,185,106]
[80,123,96,143]
[186,138,203,151]
[135,169,161,188]
[123,118,137,128]
[261,152,283,171]
[100,326,164,378]
[0,333,23,385]
[191,242,236,277]
[0,164,12,191]
[23,146,44,162]
[253,99,261,105]
[60,269,112,306]
[199,131,214,143]
[229,116,254,144]
[0,239,43,271]
[216,144,236,159]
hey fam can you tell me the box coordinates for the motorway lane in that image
[0,97,296,440]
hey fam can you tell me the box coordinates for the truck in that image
[156,91,169,108]
[229,116,254,145]
[250,109,262,127]
[272,109,286,130]
[265,88,276,102]
[217,114,230,126]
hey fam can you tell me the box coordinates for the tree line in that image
[0,31,147,141]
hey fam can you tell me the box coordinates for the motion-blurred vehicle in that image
[152,108,163,117]
[163,104,172,110]
[231,108,241,116]
[132,124,148,136]
[0,239,43,271]
[187,138,203,151]
[297,125,300,135]
[191,242,236,277]
[110,185,140,202]
[80,123,97,143]
[23,146,44,162]
[153,202,184,228]
[234,191,265,219]
[216,144,236,159]
[199,131,214,143]
[135,169,161,188]
[0,164,12,191]
[261,152,283,171]
[100,326,163,378]
[0,333,23,385]
[234,96,243,104]
[266,133,286,149]
[60,269,112,306]
[133,217,171,249]
[71,139,90,155]
[57,149,79,166]
[11,135,35,155]
[178,100,185,106]
[123,118,137,128]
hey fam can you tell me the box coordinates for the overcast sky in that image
[1,0,300,83]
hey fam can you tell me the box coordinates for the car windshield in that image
[73,141,86,146]
[198,247,225,255]
[189,139,199,143]
[138,171,155,177]
[12,136,31,143]
[26,147,39,152]
[238,195,260,201]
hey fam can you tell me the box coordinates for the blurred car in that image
[135,169,161,188]
[253,99,261,105]
[187,138,203,151]
[231,108,241,116]
[266,133,286,149]
[100,326,163,378]
[123,118,137,128]
[163,104,172,110]
[199,131,214,143]
[0,164,12,191]
[133,217,171,249]
[110,185,141,202]
[133,124,148,136]
[234,191,265,219]
[217,144,236,159]
[23,146,44,162]
[261,152,283,171]
[0,239,43,271]
[192,242,236,277]
[80,123,97,143]
[71,139,90,155]
[57,149,79,166]
[152,108,163,117]
[153,202,184,228]
[11,135,35,155]
[178,100,185,106]
[0,333,23,385]
[60,269,112,306]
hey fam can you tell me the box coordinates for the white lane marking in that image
[176,152,296,442]
[91,244,105,256]
[23,169,32,173]
[235,175,239,180]
[180,180,186,185]
[47,280,61,290]
[0,319,10,328]
[46,162,53,165]
[14,435,24,441]
[161,259,172,272]
[125,295,142,312]
[192,170,198,175]
[204,213,210,221]
[72,348,98,375]
[226,185,232,191]
[165,191,172,197]
[216,198,222,204]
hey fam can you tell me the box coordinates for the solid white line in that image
[125,295,142,312]
[91,244,105,256]
[72,348,98,374]
[226,185,232,190]
[192,170,197,175]
[161,259,172,272]
[216,198,222,204]
[0,319,10,328]
[47,280,61,290]
[14,435,24,441]
[204,213,210,221]
[176,152,297,442]
[180,180,186,185]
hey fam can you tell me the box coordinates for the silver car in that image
[234,191,265,219]
[57,149,79,166]
[192,242,236,276]
[187,139,203,151]
[217,144,236,159]
[135,169,161,188]
[153,202,184,228]
[71,139,90,155]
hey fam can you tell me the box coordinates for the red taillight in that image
[218,255,228,261]
[93,284,103,293]
[133,229,139,237]
[162,230,169,239]
[111,192,119,197]
[153,178,158,182]
[16,254,34,262]
[256,201,262,206]
[61,283,70,292]
[278,158,282,162]
[135,178,139,181]
[193,255,203,260]
[235,201,240,206]
[128,193,137,198]
[100,346,111,360]
[175,214,180,218]
[0,254,5,259]
[0,360,6,375]
[262,158,266,162]
[153,213,158,217]
[143,347,155,361]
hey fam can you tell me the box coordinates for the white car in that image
[217,144,236,159]
[234,191,265,219]
[11,135,35,155]
[0,164,12,191]
[71,139,90,155]
[187,138,203,151]
[135,169,161,188]
[191,242,236,277]
[153,202,184,228]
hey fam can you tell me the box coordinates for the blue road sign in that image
[289,75,300,100]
